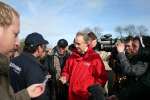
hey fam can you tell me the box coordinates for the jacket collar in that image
[72,47,94,60]
[0,53,9,77]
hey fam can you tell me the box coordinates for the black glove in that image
[88,84,106,100]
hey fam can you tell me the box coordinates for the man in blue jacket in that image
[10,32,50,100]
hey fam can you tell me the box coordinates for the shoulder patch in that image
[9,62,22,74]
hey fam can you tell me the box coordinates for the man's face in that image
[58,47,67,55]
[89,39,97,48]
[38,44,47,58]
[125,40,133,54]
[0,15,20,57]
[132,40,140,55]
[74,35,88,54]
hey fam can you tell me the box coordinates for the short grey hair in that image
[76,32,90,43]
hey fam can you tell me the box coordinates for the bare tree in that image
[93,26,102,39]
[115,26,123,38]
[80,26,103,39]
[80,27,92,33]
[124,24,136,36]
[137,25,149,36]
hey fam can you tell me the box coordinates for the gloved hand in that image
[88,84,106,100]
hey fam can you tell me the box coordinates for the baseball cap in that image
[25,32,49,47]
[57,39,68,48]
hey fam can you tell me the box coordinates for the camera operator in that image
[107,36,150,100]
[108,39,129,96]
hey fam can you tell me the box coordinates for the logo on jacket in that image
[9,62,22,74]
[83,61,90,67]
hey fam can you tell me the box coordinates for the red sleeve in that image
[61,58,70,81]
[93,55,108,86]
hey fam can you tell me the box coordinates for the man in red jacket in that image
[60,32,108,100]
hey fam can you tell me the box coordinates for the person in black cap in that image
[24,32,49,48]
[9,32,51,100]
[41,39,70,100]
[49,39,69,76]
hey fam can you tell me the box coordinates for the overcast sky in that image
[2,0,150,47]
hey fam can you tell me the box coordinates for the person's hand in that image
[26,83,45,98]
[59,76,67,84]
[106,95,118,100]
[116,42,125,53]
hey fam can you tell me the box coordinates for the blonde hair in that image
[0,1,19,27]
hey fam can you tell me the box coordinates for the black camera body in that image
[97,34,115,52]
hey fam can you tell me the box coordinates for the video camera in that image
[97,34,115,52]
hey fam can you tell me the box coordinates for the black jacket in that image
[10,52,50,100]
[116,48,150,100]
